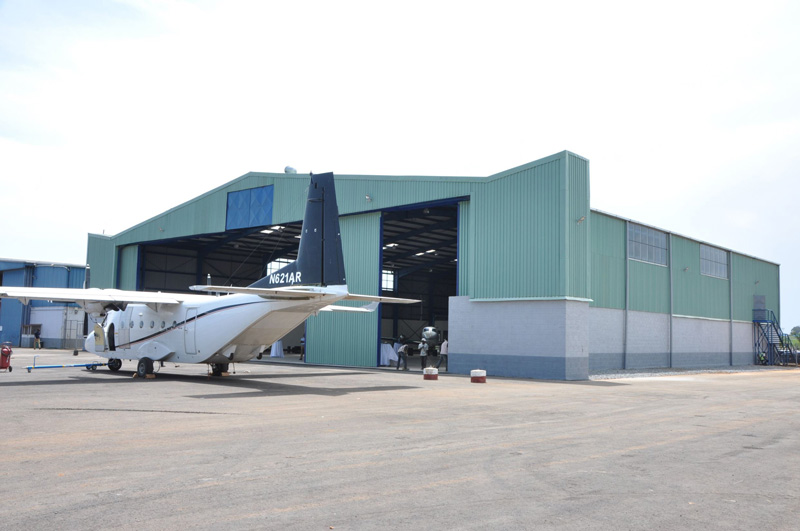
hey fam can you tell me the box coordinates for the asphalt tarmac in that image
[1,348,799,530]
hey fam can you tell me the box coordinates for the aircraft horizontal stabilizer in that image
[189,286,419,305]
[344,293,420,304]
[189,285,328,300]
[320,302,380,313]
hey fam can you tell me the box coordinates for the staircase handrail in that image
[752,308,779,323]
[752,308,792,365]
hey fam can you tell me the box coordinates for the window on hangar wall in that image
[266,258,293,276]
[628,223,668,266]
[381,270,396,292]
[700,244,728,279]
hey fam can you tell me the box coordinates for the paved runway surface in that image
[2,349,799,530]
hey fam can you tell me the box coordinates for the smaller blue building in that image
[0,259,87,348]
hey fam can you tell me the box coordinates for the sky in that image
[1,0,798,329]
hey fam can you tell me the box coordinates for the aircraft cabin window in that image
[161,321,166,329]
[172,321,177,328]
[150,321,155,328]
[130,321,134,329]
[139,321,144,328]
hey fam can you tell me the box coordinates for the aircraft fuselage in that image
[85,287,348,365]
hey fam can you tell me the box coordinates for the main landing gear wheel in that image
[137,358,154,378]
[108,358,122,372]
[211,363,229,377]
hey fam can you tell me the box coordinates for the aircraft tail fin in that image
[249,172,346,289]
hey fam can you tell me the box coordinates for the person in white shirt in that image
[418,338,429,370]
[395,342,409,371]
[435,338,448,370]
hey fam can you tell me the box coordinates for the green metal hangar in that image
[86,151,780,380]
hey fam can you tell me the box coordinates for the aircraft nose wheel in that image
[108,358,122,372]
[137,358,154,378]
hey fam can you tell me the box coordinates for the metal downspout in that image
[22,265,34,342]
[668,233,673,368]
[777,266,781,327]
[624,221,629,369]
[729,254,733,366]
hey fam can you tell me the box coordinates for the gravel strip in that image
[590,364,799,380]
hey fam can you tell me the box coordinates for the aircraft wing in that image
[0,287,183,309]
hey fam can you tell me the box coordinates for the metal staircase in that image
[753,309,798,365]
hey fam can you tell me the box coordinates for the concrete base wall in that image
[588,307,757,370]
[626,311,670,369]
[588,308,624,371]
[448,296,589,380]
[672,317,729,367]
[732,321,756,365]
[448,298,759,379]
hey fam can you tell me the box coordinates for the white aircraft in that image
[0,172,418,377]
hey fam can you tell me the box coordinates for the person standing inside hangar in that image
[418,337,429,370]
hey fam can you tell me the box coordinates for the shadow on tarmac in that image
[0,368,420,398]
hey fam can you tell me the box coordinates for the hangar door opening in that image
[380,200,462,364]
[132,221,308,355]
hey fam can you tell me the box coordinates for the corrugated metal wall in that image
[471,156,565,299]
[590,212,626,309]
[589,212,780,323]
[628,260,670,313]
[731,254,780,321]
[566,153,591,299]
[333,176,473,216]
[671,236,730,319]
[117,245,139,290]
[305,213,381,366]
[0,268,25,345]
[31,265,85,308]
[113,174,281,248]
[86,234,116,288]
[457,200,472,296]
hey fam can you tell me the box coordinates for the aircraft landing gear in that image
[137,358,154,378]
[210,363,229,376]
[108,358,122,372]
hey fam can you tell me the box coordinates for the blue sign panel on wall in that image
[226,185,274,230]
